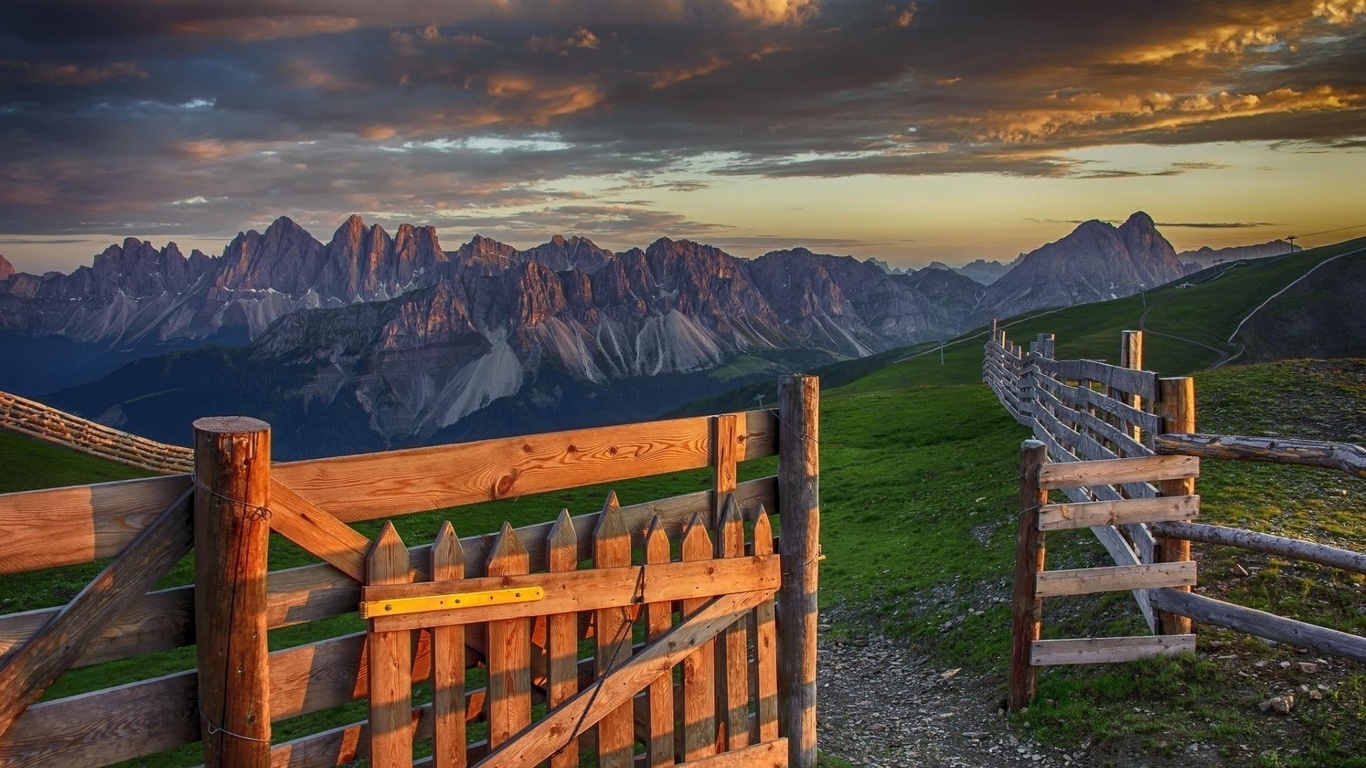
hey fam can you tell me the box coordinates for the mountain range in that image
[0,211,1197,457]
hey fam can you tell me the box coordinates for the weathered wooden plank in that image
[1035,562,1196,598]
[1156,432,1366,479]
[475,589,773,768]
[743,409,779,461]
[1034,381,1149,459]
[0,488,192,739]
[0,474,191,575]
[680,515,718,762]
[1051,359,1158,400]
[0,667,199,768]
[712,413,740,527]
[430,522,466,768]
[364,556,781,632]
[670,739,788,768]
[1031,635,1196,666]
[1042,375,1162,435]
[485,523,532,748]
[1148,589,1366,663]
[0,585,195,668]
[750,507,779,743]
[1009,441,1047,712]
[367,523,414,768]
[594,495,635,768]
[1037,495,1200,531]
[275,416,719,521]
[1038,454,1199,490]
[715,496,750,751]
[643,518,676,767]
[268,479,373,583]
[1151,521,1366,576]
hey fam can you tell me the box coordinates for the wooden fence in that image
[0,389,194,474]
[984,326,1197,634]
[0,375,822,768]
[989,328,1366,708]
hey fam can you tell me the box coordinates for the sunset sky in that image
[2,0,1364,273]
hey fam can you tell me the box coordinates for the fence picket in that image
[486,523,532,748]
[368,523,414,768]
[593,493,636,768]
[715,496,750,750]
[680,514,717,761]
[546,510,581,768]
[750,506,779,742]
[430,522,466,768]
[644,517,677,766]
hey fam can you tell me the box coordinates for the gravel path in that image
[818,630,1083,768]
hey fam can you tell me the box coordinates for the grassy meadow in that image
[3,239,1364,767]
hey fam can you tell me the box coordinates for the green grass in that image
[0,429,155,493]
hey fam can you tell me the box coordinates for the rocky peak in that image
[522,235,613,273]
[452,234,518,275]
[0,254,12,282]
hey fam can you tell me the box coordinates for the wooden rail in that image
[0,386,815,768]
[0,389,193,474]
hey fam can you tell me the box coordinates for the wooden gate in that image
[362,494,786,767]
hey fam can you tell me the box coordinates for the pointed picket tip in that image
[593,492,628,540]
[549,508,577,546]
[645,515,670,562]
[431,520,464,580]
[751,505,773,556]
[681,512,713,555]
[487,520,528,568]
[368,521,408,583]
[548,509,578,572]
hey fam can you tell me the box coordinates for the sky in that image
[1,0,1364,274]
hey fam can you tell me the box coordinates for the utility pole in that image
[1285,234,1298,253]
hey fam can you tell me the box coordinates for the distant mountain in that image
[1179,240,1298,270]
[0,255,13,282]
[972,212,1185,323]
[953,258,1012,286]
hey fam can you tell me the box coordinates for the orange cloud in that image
[171,16,361,42]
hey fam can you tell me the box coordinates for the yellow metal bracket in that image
[360,586,545,619]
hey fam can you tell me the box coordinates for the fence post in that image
[1009,440,1048,710]
[1156,378,1196,635]
[778,374,819,768]
[1120,331,1144,445]
[194,416,272,768]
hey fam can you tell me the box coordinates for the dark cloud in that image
[0,0,1362,239]
[1157,221,1280,229]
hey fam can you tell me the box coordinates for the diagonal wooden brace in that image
[473,588,775,768]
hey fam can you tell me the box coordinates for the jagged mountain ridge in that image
[1178,239,1299,270]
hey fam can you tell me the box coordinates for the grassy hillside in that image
[0,430,154,493]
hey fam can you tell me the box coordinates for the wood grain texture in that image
[274,416,719,521]
[1038,454,1198,490]
[1149,521,1366,576]
[1009,440,1047,712]
[0,390,194,475]
[1035,562,1197,598]
[750,507,780,744]
[193,416,272,768]
[364,556,780,632]
[546,510,582,768]
[593,496,636,768]
[643,517,677,767]
[1156,376,1197,636]
[776,375,819,768]
[485,523,531,748]
[1148,588,1366,663]
[712,414,740,527]
[669,738,788,768]
[474,589,772,768]
[680,515,718,762]
[1031,634,1195,666]
[715,496,750,751]
[1037,495,1199,532]
[0,488,192,739]
[430,522,466,768]
[0,474,190,575]
[269,479,373,583]
[0,585,194,669]
[1155,432,1366,479]
[367,523,414,768]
